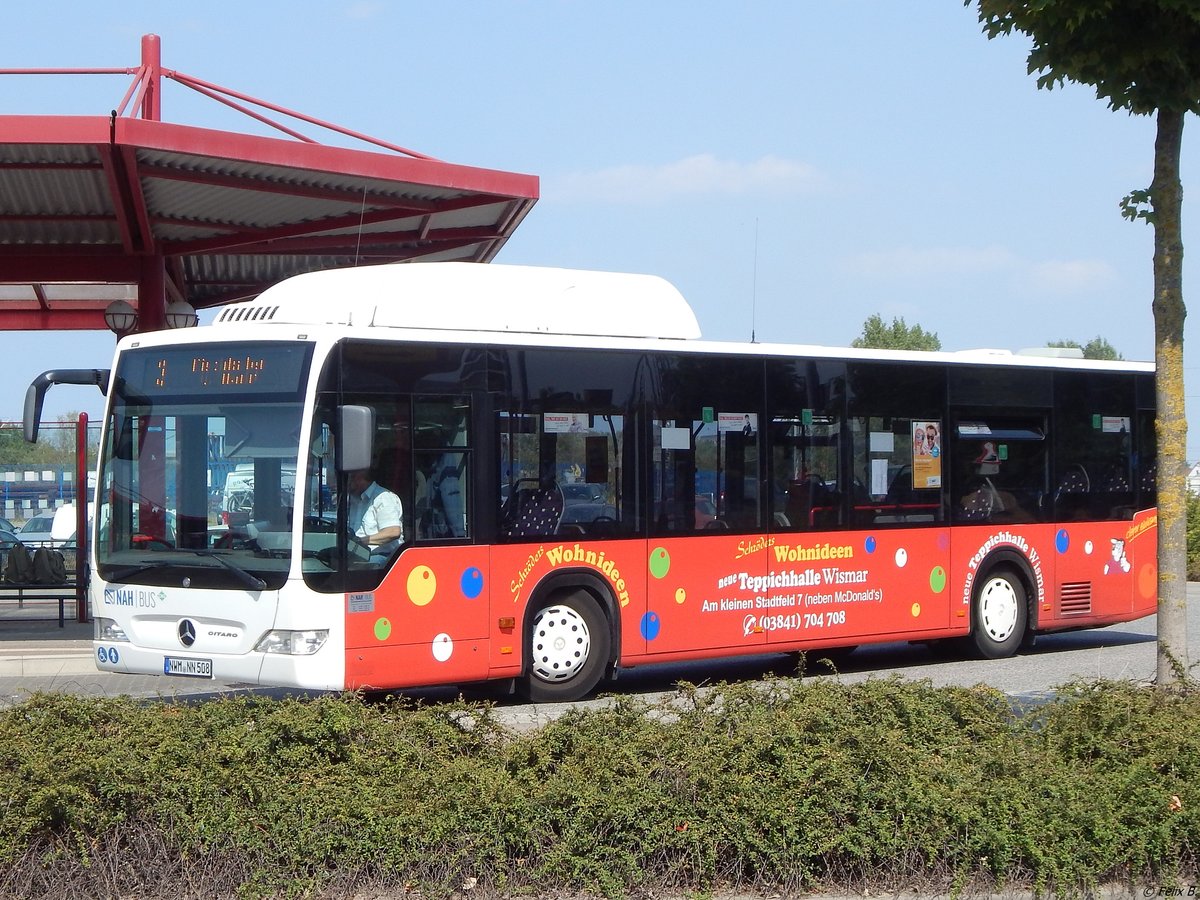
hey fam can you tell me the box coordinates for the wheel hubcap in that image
[979,577,1019,642]
[531,604,591,683]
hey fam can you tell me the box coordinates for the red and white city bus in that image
[25,263,1158,701]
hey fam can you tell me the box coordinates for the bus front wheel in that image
[522,590,611,702]
[971,567,1027,659]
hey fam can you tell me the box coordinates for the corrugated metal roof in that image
[0,56,538,331]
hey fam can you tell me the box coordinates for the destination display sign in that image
[118,342,312,398]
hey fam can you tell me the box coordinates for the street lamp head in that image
[164,299,199,329]
[103,299,138,335]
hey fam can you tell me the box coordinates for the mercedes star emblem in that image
[178,619,197,648]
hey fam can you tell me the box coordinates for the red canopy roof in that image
[0,35,539,332]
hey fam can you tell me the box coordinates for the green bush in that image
[0,678,1195,898]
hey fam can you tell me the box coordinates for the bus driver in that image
[347,468,404,563]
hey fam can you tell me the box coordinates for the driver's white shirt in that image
[348,481,403,556]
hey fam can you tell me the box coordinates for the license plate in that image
[164,656,213,678]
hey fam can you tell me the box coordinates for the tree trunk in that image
[1151,107,1190,687]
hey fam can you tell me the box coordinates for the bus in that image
[24,263,1158,701]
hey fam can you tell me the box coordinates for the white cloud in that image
[847,245,1016,278]
[345,2,384,19]
[546,154,823,204]
[846,245,1114,294]
[1024,259,1117,293]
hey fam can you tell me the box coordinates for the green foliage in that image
[0,681,1196,898]
[1047,337,1124,360]
[0,418,98,470]
[850,314,941,351]
[971,0,1200,116]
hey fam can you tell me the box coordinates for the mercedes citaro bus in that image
[25,263,1157,701]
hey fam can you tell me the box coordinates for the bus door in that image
[647,413,767,653]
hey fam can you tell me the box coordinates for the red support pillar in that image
[137,254,166,333]
[141,34,162,121]
[136,35,166,335]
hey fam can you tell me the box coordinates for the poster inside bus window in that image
[912,420,943,488]
[718,412,758,435]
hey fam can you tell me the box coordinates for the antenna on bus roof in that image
[751,217,759,343]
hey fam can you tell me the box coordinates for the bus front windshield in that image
[95,342,314,590]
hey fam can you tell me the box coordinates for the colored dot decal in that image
[1138,563,1157,601]
[649,547,671,579]
[407,566,437,606]
[895,548,908,568]
[675,588,687,604]
[865,536,877,553]
[929,566,946,593]
[432,633,453,662]
[460,567,484,599]
[374,618,392,641]
[937,533,950,552]
[911,603,921,617]
[1056,530,1070,554]
[640,611,661,640]
[1084,541,1094,555]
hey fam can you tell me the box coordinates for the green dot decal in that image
[649,547,671,579]
[929,566,947,593]
[374,618,392,641]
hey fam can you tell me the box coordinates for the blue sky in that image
[2,3,1196,455]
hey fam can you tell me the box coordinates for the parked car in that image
[16,515,60,548]
[0,517,14,532]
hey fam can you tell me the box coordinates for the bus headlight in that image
[94,618,129,642]
[254,629,329,656]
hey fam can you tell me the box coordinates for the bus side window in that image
[849,417,944,527]
[413,396,471,540]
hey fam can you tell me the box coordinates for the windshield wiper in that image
[181,550,268,591]
[103,560,174,583]
[103,551,267,592]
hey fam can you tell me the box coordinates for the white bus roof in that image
[206,262,1152,374]
[219,262,702,340]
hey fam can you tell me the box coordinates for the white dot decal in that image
[895,548,908,567]
[1084,540,1094,555]
[432,632,453,662]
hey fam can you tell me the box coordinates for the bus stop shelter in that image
[0,34,539,335]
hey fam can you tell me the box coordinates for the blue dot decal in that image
[1056,529,1070,554]
[460,567,484,599]
[865,536,877,553]
[640,611,661,641]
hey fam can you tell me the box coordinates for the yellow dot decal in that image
[911,603,921,618]
[407,565,437,606]
[675,588,686,604]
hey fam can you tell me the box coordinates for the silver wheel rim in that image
[979,576,1019,643]
[531,604,591,684]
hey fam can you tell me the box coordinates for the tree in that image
[971,0,1199,686]
[851,314,941,351]
[1046,336,1124,360]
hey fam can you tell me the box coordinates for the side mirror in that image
[338,405,374,472]
[23,369,110,442]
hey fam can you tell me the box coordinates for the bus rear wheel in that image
[522,590,611,702]
[971,567,1027,659]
